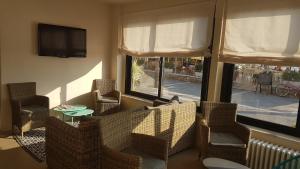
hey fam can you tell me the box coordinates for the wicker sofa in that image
[46,101,198,169]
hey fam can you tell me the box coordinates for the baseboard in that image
[0,129,12,137]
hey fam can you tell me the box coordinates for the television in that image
[38,23,86,58]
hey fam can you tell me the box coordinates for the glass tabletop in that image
[63,109,94,117]
[54,105,87,112]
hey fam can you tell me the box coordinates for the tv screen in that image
[38,23,86,58]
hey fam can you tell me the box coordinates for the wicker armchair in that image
[7,82,49,137]
[98,110,169,169]
[101,133,168,169]
[46,117,99,169]
[199,101,251,165]
[92,79,121,115]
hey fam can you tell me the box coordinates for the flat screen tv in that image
[38,23,86,58]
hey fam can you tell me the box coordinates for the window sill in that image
[247,125,300,150]
[122,94,153,104]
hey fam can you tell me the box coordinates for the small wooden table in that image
[203,158,250,169]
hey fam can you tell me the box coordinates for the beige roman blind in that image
[221,0,300,66]
[120,1,215,57]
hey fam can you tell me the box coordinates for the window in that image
[161,57,203,102]
[221,63,300,137]
[126,56,210,106]
[130,57,160,96]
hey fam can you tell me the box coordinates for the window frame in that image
[221,63,300,137]
[125,55,211,112]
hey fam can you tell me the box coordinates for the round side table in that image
[203,158,250,169]
[63,109,94,124]
[54,105,93,124]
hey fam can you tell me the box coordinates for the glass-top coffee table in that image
[54,105,94,124]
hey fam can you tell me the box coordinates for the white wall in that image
[0,0,112,132]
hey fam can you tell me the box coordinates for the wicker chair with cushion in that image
[46,117,99,169]
[199,101,251,165]
[97,101,198,169]
[98,110,169,169]
[7,82,49,137]
[92,79,121,115]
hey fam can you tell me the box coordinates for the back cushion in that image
[7,82,36,100]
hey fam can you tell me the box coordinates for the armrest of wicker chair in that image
[113,90,122,103]
[33,95,49,108]
[92,89,100,100]
[199,120,210,157]
[101,145,142,169]
[233,122,251,144]
[131,133,168,161]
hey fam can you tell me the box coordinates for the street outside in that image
[135,79,298,127]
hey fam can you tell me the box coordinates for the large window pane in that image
[161,57,203,102]
[131,57,160,96]
[232,64,299,127]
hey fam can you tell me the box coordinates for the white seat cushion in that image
[210,132,245,148]
[203,157,250,169]
[98,96,119,103]
[122,148,166,169]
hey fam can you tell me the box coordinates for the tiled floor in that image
[0,137,202,169]
[0,137,46,169]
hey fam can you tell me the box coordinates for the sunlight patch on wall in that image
[46,87,62,108]
[66,61,102,101]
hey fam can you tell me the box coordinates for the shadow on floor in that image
[0,137,46,169]
[168,149,203,169]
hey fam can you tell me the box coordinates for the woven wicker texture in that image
[97,102,196,169]
[98,110,133,151]
[98,101,197,156]
[7,82,49,134]
[93,79,121,115]
[95,79,116,95]
[101,145,142,169]
[46,117,100,169]
[7,82,36,100]
[200,101,251,165]
[46,102,197,169]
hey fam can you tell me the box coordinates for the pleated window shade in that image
[120,1,215,57]
[221,0,300,66]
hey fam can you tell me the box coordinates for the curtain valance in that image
[221,0,300,66]
[120,1,215,57]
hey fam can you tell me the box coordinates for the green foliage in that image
[282,71,300,82]
[136,59,145,66]
[132,60,144,89]
[164,62,174,69]
[195,64,203,72]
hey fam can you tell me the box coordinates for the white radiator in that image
[247,139,300,169]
